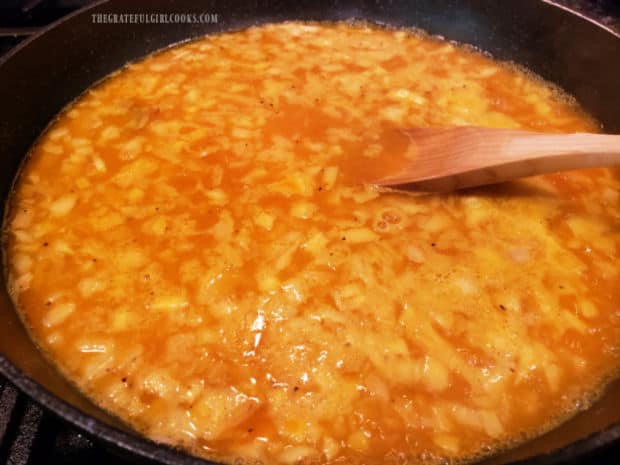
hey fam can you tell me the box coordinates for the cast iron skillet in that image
[0,1,619,464]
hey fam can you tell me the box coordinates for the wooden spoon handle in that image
[377,128,620,191]
[502,131,620,166]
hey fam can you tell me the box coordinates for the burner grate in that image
[0,377,134,465]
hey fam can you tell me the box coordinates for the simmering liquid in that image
[5,22,620,465]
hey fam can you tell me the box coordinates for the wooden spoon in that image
[372,127,620,191]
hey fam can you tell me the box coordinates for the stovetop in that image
[0,0,619,60]
[0,377,134,465]
[0,1,619,464]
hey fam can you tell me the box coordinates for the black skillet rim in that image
[1,1,619,464]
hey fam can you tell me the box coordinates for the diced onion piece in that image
[349,188,379,204]
[13,254,32,273]
[76,177,90,189]
[347,430,370,451]
[269,173,314,197]
[433,433,460,454]
[100,125,120,141]
[42,143,63,155]
[257,272,280,293]
[48,127,69,141]
[303,232,328,255]
[112,309,137,330]
[322,436,340,461]
[291,202,316,219]
[422,356,450,392]
[341,228,378,244]
[122,136,145,159]
[150,295,189,312]
[116,249,146,269]
[454,275,477,295]
[11,209,34,229]
[43,302,76,327]
[380,105,406,123]
[579,300,598,318]
[50,195,77,217]
[142,216,168,236]
[12,272,33,292]
[192,389,260,440]
[322,166,339,190]
[255,211,275,231]
[205,189,228,205]
[278,446,316,464]
[127,188,144,202]
[93,157,107,172]
[141,369,177,397]
[78,277,107,297]
[480,410,504,438]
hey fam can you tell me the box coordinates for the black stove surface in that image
[1,0,619,59]
[0,1,619,464]
[0,377,133,465]
[0,0,95,56]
